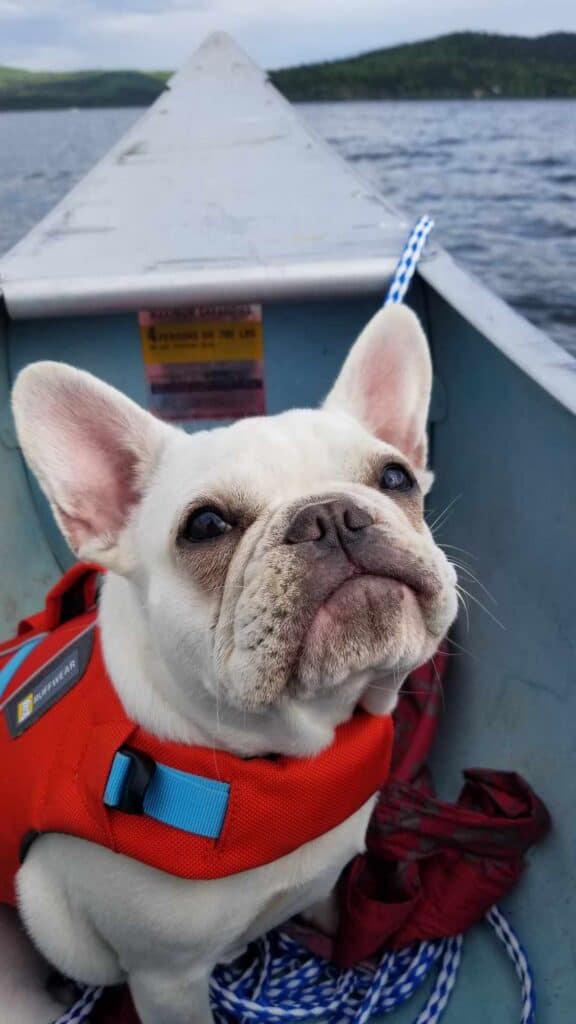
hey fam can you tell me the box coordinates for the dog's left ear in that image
[12,362,170,574]
[324,304,432,470]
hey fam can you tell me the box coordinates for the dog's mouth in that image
[319,571,410,611]
[307,548,439,626]
[288,558,436,697]
[304,571,413,648]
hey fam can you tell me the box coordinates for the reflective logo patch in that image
[4,626,94,737]
[17,694,35,724]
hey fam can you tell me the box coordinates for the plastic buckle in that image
[115,747,156,815]
[19,829,40,863]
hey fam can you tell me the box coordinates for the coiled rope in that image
[54,906,534,1024]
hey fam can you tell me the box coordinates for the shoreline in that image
[2,94,576,114]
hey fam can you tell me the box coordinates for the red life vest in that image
[0,564,394,906]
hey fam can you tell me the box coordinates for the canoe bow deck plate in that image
[0,33,416,318]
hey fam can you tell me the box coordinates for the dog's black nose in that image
[284,499,373,546]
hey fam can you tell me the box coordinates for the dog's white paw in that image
[0,905,68,1024]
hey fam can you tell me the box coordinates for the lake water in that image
[1,100,575,352]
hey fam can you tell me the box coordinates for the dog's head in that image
[12,305,457,755]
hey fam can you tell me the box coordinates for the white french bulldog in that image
[1,304,457,1024]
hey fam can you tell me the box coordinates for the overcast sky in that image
[2,0,576,71]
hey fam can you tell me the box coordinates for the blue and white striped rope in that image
[210,931,461,1024]
[52,983,103,1023]
[52,906,535,1024]
[384,214,434,306]
[487,907,536,1024]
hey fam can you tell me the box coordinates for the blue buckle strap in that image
[103,748,230,840]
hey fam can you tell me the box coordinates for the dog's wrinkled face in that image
[144,407,454,716]
[12,305,457,752]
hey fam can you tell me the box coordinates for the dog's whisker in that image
[456,587,471,633]
[431,507,457,535]
[433,649,467,658]
[427,494,462,534]
[429,655,446,710]
[367,685,438,696]
[439,542,478,561]
[447,560,497,605]
[402,685,444,695]
[444,634,473,656]
[364,680,427,695]
[456,582,505,630]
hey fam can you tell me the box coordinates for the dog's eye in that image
[181,506,233,542]
[379,463,415,493]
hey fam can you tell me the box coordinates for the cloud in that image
[0,0,71,14]
[0,1,24,15]
[1,42,87,68]
[96,3,212,38]
[2,0,576,71]
[0,0,199,10]
[93,0,209,9]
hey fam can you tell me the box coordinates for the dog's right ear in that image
[324,304,432,472]
[12,362,169,574]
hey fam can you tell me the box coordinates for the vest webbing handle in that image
[103,748,230,840]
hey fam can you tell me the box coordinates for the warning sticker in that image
[139,304,265,422]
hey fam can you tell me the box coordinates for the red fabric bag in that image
[333,654,550,965]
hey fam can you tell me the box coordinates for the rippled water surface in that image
[1,100,575,350]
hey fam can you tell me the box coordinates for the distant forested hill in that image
[0,68,169,111]
[270,32,576,100]
[1,32,576,111]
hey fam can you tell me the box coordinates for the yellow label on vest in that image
[17,694,35,724]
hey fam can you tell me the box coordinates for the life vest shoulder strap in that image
[16,563,102,639]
